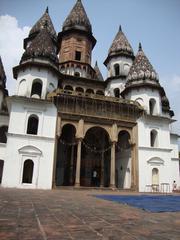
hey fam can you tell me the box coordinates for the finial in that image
[138,42,142,51]
[95,61,98,67]
[119,25,122,32]
[46,6,49,13]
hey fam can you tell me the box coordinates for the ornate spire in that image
[29,7,56,40]
[104,26,134,65]
[21,28,58,65]
[0,56,6,89]
[127,43,159,84]
[62,0,92,33]
[138,42,142,51]
[94,61,104,81]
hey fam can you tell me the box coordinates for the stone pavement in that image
[0,188,180,240]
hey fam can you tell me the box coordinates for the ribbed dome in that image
[108,26,134,58]
[62,0,92,33]
[21,27,58,65]
[0,56,6,89]
[29,7,57,40]
[127,43,159,84]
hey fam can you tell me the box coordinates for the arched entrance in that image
[22,159,34,184]
[56,124,77,186]
[115,130,131,189]
[81,127,111,187]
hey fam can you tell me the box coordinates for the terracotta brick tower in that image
[57,0,96,79]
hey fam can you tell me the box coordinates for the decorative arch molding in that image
[117,128,132,139]
[61,122,78,133]
[147,157,164,166]
[18,145,42,156]
[84,125,111,140]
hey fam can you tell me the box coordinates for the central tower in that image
[57,0,96,79]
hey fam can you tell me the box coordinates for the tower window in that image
[114,88,120,98]
[75,51,81,61]
[27,115,39,135]
[149,98,156,115]
[0,126,8,143]
[150,130,158,147]
[114,64,120,76]
[74,72,80,77]
[31,79,42,98]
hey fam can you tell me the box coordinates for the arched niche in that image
[31,79,43,98]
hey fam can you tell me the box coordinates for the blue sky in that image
[0,0,180,134]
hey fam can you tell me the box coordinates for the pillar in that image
[75,138,82,187]
[110,141,116,188]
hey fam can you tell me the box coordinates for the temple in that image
[0,0,179,192]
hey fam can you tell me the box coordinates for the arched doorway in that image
[56,124,77,186]
[81,127,111,187]
[22,160,34,184]
[0,160,4,184]
[115,131,131,189]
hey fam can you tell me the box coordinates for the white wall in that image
[2,98,57,189]
[126,88,162,115]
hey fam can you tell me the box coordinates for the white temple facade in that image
[0,0,179,192]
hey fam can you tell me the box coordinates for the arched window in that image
[86,89,94,94]
[64,85,73,91]
[150,130,158,147]
[96,90,104,96]
[0,126,8,143]
[74,72,80,77]
[27,115,39,135]
[114,64,120,76]
[76,87,84,93]
[149,98,156,115]
[31,79,42,98]
[114,88,120,98]
[22,160,34,184]
[0,160,4,184]
[18,79,26,96]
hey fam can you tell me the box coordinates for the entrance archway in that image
[56,124,77,186]
[115,130,131,189]
[81,127,111,187]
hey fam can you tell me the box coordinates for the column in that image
[75,138,82,187]
[69,145,74,185]
[100,152,104,187]
[110,141,116,188]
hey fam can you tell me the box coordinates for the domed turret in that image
[126,43,159,86]
[24,7,57,49]
[62,0,92,33]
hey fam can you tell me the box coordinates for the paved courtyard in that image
[0,188,180,240]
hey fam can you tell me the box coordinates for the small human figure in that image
[92,169,98,186]
[173,180,177,191]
